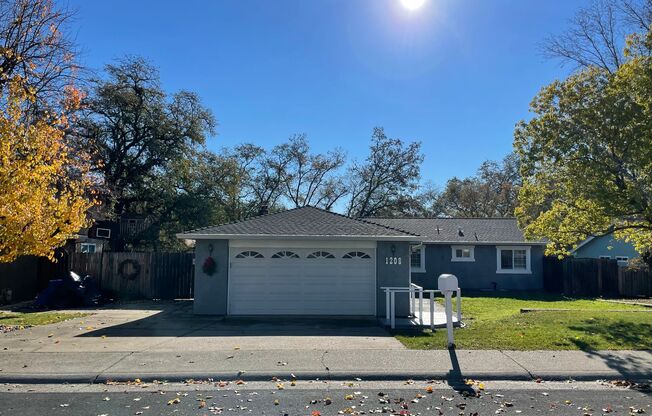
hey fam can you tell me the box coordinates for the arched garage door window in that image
[307,251,335,259]
[343,251,371,259]
[235,251,264,259]
[271,251,300,259]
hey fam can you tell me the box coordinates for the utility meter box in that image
[438,274,458,291]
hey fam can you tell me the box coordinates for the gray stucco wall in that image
[573,234,639,259]
[193,239,229,315]
[411,244,544,291]
[376,241,411,317]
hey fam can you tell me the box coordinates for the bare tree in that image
[279,134,347,209]
[346,127,423,218]
[0,0,80,109]
[544,0,652,73]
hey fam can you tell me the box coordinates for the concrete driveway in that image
[1,300,405,353]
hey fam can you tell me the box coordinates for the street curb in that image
[1,371,650,384]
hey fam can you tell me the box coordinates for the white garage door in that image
[228,245,376,315]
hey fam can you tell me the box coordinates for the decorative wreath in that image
[118,259,141,281]
[202,256,217,276]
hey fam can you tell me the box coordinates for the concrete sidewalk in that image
[1,302,650,383]
[0,349,650,383]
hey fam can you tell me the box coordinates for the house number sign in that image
[385,256,402,265]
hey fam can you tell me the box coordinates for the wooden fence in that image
[68,251,194,300]
[543,256,651,298]
[619,268,652,298]
[0,255,67,305]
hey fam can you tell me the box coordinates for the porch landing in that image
[380,301,462,328]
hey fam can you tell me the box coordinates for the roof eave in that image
[176,233,422,241]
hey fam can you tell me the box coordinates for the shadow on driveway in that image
[78,300,391,338]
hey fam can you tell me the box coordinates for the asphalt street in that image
[0,380,649,415]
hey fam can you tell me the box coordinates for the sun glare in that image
[400,0,426,11]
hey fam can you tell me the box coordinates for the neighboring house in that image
[177,207,545,317]
[69,215,155,253]
[571,233,638,265]
[71,220,117,253]
[366,218,546,291]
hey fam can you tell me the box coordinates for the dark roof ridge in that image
[365,216,518,220]
[305,206,421,237]
[182,206,309,235]
[182,206,420,237]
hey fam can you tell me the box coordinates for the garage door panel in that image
[228,246,375,316]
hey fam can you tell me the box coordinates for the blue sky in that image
[65,0,584,187]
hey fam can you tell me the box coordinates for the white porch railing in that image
[381,284,462,330]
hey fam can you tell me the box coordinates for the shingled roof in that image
[178,206,420,240]
[364,217,544,244]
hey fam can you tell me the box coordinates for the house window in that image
[96,227,111,239]
[451,246,475,262]
[410,246,425,272]
[80,243,96,253]
[599,255,611,260]
[271,251,300,259]
[616,256,629,266]
[343,251,371,259]
[496,246,531,274]
[235,251,264,259]
[307,251,335,259]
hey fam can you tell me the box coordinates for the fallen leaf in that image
[167,398,180,405]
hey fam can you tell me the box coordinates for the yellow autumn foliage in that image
[0,77,95,262]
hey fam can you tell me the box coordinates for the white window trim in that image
[496,246,531,274]
[599,255,611,260]
[451,245,475,262]
[96,227,111,239]
[80,243,96,253]
[410,245,426,273]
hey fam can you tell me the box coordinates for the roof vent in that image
[458,227,464,237]
[436,225,440,234]
[474,232,479,241]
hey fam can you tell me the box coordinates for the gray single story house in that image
[177,207,545,317]
[365,218,546,291]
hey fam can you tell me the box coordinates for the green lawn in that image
[0,311,88,328]
[395,292,652,350]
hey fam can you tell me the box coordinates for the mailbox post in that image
[437,274,458,348]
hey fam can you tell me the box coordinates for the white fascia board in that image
[176,233,422,241]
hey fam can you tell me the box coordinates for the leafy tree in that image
[346,127,423,218]
[0,77,95,262]
[435,153,521,217]
[515,25,652,258]
[150,150,242,249]
[76,57,216,217]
